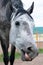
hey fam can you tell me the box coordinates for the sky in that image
[21,0,43,27]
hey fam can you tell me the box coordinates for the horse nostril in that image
[15,21,20,26]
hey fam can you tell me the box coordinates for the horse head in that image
[10,2,39,61]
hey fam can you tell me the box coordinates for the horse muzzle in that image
[21,47,39,61]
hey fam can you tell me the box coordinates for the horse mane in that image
[11,0,23,9]
[15,8,33,20]
[2,0,10,7]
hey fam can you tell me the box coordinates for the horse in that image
[0,0,38,65]
[10,0,39,63]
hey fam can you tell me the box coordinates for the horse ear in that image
[27,2,34,14]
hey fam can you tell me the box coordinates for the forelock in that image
[15,9,33,20]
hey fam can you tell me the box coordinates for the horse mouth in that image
[21,51,32,61]
[24,53,32,61]
[21,48,39,61]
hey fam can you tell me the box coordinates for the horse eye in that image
[15,21,20,26]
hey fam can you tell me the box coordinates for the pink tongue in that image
[25,53,31,61]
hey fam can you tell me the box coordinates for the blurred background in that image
[22,0,43,27]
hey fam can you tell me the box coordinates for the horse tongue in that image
[25,53,32,61]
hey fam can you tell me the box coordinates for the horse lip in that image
[21,52,32,61]
[25,53,32,61]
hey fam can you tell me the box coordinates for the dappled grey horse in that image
[0,0,38,65]
[10,0,39,63]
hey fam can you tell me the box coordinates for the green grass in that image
[15,52,21,59]
[39,49,43,53]
[0,52,21,62]
[0,54,3,62]
[0,49,43,62]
